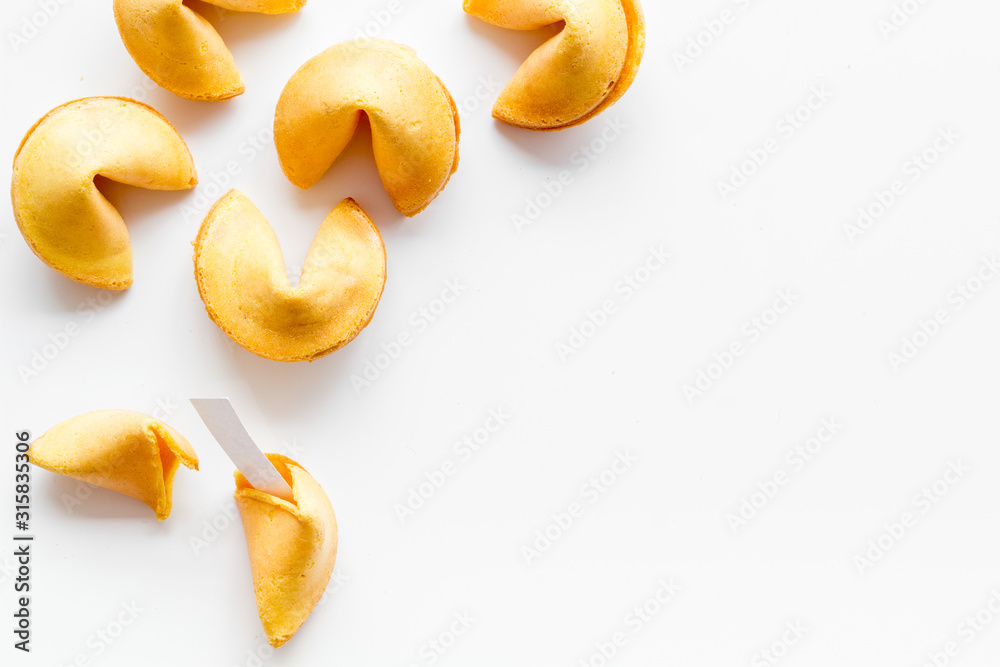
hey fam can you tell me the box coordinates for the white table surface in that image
[2,0,1000,665]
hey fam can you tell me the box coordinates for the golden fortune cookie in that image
[274,39,460,217]
[11,97,197,290]
[235,454,338,648]
[29,410,199,521]
[113,0,306,101]
[463,0,646,130]
[194,190,387,362]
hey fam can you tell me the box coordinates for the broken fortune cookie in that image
[235,454,338,648]
[29,410,199,520]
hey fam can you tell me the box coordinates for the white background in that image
[2,0,1000,665]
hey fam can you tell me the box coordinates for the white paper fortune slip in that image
[189,398,295,502]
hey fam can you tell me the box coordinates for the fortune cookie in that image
[464,0,646,130]
[11,96,197,289]
[235,454,338,648]
[113,0,306,101]
[194,190,387,362]
[29,410,199,521]
[274,39,460,216]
